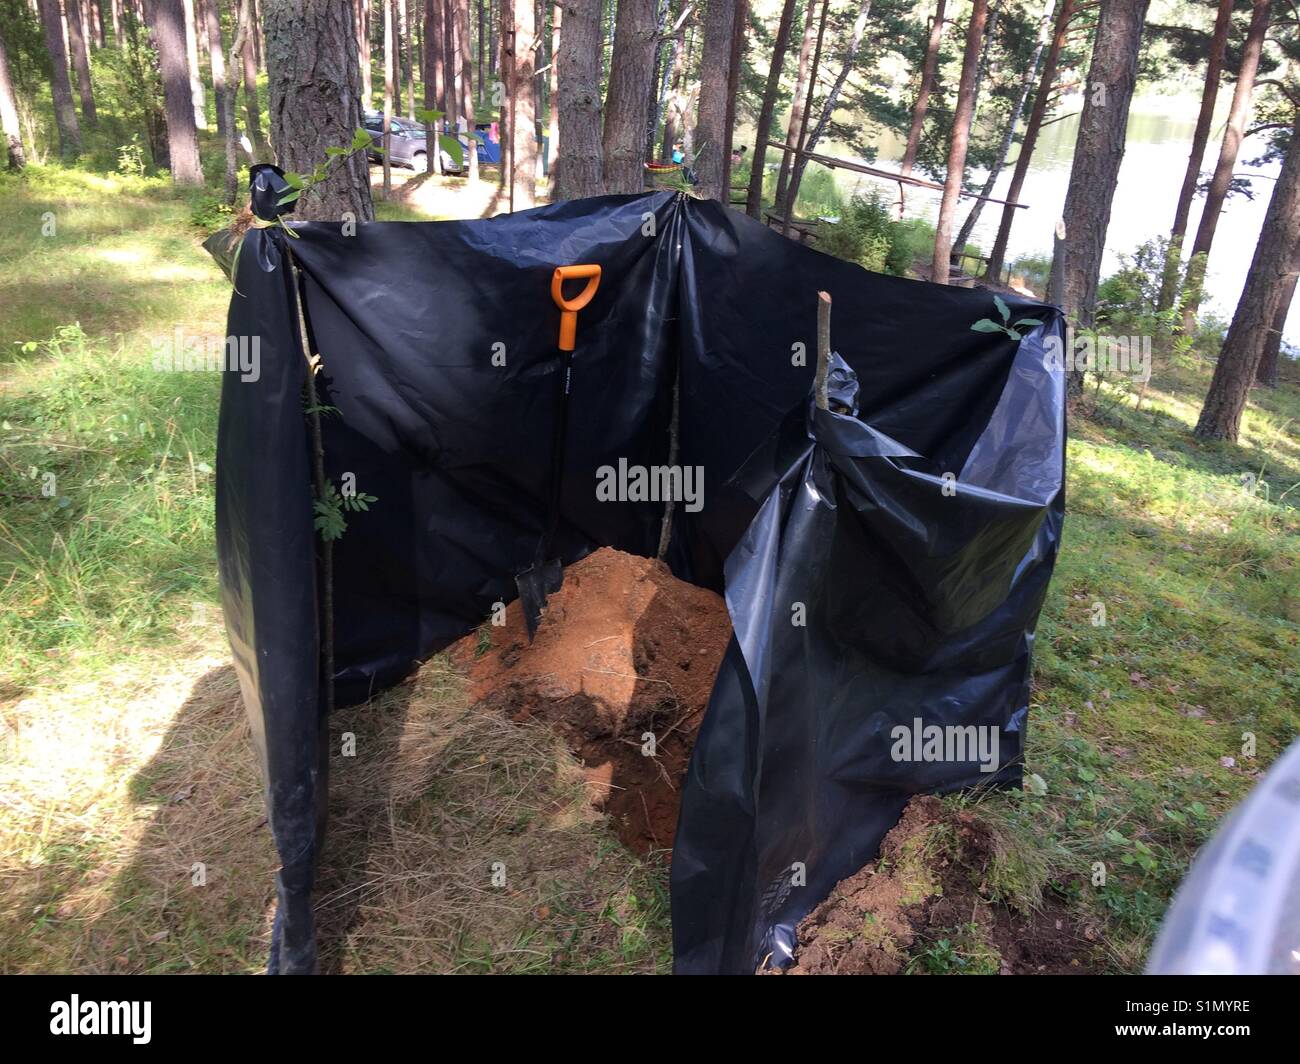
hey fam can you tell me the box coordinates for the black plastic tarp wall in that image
[212,189,1065,974]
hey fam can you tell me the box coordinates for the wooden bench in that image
[763,210,820,244]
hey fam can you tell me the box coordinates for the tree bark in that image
[205,0,229,136]
[264,0,375,219]
[555,0,602,197]
[600,0,655,193]
[773,0,817,213]
[693,0,735,201]
[1254,258,1294,387]
[1156,0,1231,312]
[153,0,204,182]
[0,21,26,169]
[427,0,444,116]
[442,0,456,123]
[1182,0,1271,332]
[66,0,99,127]
[955,0,1053,253]
[1048,0,1149,344]
[898,0,945,207]
[720,0,745,197]
[360,0,373,105]
[242,2,263,145]
[984,0,1073,281]
[548,1,560,184]
[784,0,865,228]
[657,14,685,162]
[504,0,537,207]
[744,0,796,217]
[931,0,987,284]
[456,0,473,124]
[183,0,207,127]
[1195,121,1300,440]
[223,0,252,200]
[423,0,443,174]
[394,0,406,116]
[383,0,393,196]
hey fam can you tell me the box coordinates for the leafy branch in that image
[313,480,378,542]
[971,295,1041,341]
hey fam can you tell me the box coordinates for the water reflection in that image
[836,95,1295,344]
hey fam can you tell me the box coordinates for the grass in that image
[0,158,1297,975]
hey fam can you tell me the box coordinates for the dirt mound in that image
[777,796,1097,975]
[455,548,732,856]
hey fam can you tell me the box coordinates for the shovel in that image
[515,263,602,640]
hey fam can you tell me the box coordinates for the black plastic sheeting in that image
[210,187,1065,974]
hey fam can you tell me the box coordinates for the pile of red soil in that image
[456,548,732,856]
[776,795,1098,975]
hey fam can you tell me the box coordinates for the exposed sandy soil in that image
[776,795,1099,975]
[454,547,733,856]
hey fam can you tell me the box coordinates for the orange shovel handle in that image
[551,264,602,351]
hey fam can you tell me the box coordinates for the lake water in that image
[831,94,1297,345]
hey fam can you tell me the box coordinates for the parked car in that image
[362,111,491,174]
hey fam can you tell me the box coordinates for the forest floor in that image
[0,161,1296,974]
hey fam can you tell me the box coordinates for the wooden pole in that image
[815,290,831,411]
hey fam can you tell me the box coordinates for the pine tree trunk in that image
[1195,121,1300,440]
[456,0,473,123]
[555,0,602,197]
[264,0,375,219]
[395,0,407,116]
[1182,0,1271,332]
[773,0,816,213]
[955,0,1053,253]
[1156,0,1230,312]
[458,0,477,177]
[601,0,655,193]
[786,0,866,223]
[253,0,266,70]
[931,0,987,284]
[657,16,685,163]
[242,4,263,145]
[898,0,945,209]
[183,0,207,128]
[693,0,735,201]
[504,0,537,208]
[383,0,393,196]
[66,0,99,126]
[1049,0,1149,346]
[427,0,444,117]
[423,0,443,174]
[1254,258,1294,387]
[154,0,204,182]
[744,0,796,217]
[985,0,1073,281]
[222,0,251,200]
[548,1,559,184]
[360,0,373,105]
[205,0,229,136]
[721,0,745,197]
[0,22,26,169]
[442,0,456,123]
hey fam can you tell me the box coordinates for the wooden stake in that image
[815,290,831,411]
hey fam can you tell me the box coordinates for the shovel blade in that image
[514,557,563,641]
